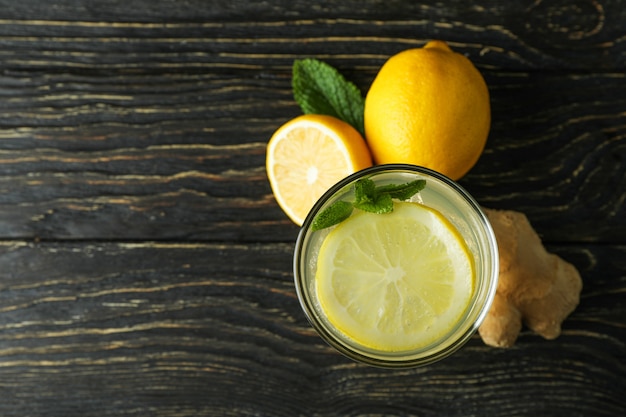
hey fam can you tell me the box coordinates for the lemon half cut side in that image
[315,202,475,352]
[266,114,372,226]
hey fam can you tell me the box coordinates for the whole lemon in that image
[364,40,491,180]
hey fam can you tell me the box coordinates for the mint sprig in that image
[311,201,354,232]
[310,178,426,231]
[292,58,365,137]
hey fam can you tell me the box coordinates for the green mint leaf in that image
[311,200,354,231]
[310,179,427,230]
[375,180,426,201]
[354,192,393,214]
[354,178,377,205]
[292,58,365,136]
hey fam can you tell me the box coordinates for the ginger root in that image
[478,208,583,348]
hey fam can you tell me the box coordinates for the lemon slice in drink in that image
[315,202,475,352]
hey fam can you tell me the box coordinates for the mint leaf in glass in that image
[311,200,354,231]
[354,192,393,214]
[311,178,426,231]
[376,179,426,201]
[354,178,377,205]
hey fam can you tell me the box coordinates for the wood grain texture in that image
[0,1,623,243]
[1,69,624,242]
[0,241,623,417]
[0,0,624,70]
[0,0,625,416]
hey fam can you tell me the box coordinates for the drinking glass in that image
[293,164,499,367]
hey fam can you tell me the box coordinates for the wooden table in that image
[1,1,624,416]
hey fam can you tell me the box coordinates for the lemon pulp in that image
[315,202,475,352]
[266,114,372,225]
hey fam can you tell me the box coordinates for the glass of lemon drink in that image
[294,164,499,368]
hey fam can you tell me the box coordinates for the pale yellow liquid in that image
[311,201,475,352]
[300,170,486,354]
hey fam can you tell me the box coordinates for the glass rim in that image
[293,163,499,368]
[300,164,485,232]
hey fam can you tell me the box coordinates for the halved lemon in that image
[315,202,475,352]
[266,114,372,226]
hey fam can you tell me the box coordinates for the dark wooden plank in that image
[0,1,624,243]
[469,71,626,243]
[0,2,624,243]
[0,68,624,242]
[0,0,624,71]
[0,241,623,416]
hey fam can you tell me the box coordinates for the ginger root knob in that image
[478,208,583,348]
